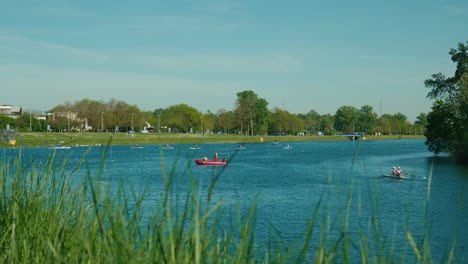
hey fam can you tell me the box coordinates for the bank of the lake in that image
[1,132,425,148]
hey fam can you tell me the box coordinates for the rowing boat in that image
[381,174,411,180]
[195,159,228,166]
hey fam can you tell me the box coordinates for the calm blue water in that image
[7,139,468,262]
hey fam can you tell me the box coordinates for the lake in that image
[9,139,468,262]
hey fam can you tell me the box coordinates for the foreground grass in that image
[2,132,425,148]
[0,146,456,263]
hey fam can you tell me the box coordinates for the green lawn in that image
[2,132,425,148]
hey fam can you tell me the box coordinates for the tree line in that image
[424,41,467,164]
[1,92,427,136]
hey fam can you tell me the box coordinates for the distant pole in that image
[67,112,70,132]
[131,113,134,132]
[29,112,32,132]
[380,99,382,117]
[101,112,104,132]
[380,99,382,135]
[158,113,161,133]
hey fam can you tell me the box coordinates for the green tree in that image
[202,111,216,134]
[270,108,304,135]
[424,41,468,163]
[298,110,321,135]
[319,114,334,135]
[413,113,427,135]
[0,115,15,129]
[334,106,360,133]
[270,108,287,134]
[217,110,235,134]
[391,113,408,134]
[357,105,378,134]
[234,90,271,135]
[163,104,202,133]
[253,98,271,135]
[377,114,392,135]
[235,90,258,135]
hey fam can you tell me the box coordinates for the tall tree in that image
[235,90,258,135]
[357,105,378,134]
[334,106,360,133]
[377,114,392,135]
[391,113,408,134]
[163,104,202,133]
[298,110,321,134]
[202,111,216,134]
[253,98,271,135]
[414,112,427,135]
[319,114,334,135]
[424,41,468,163]
[217,109,235,134]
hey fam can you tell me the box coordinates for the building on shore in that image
[0,105,22,119]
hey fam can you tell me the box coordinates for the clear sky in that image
[1,1,467,121]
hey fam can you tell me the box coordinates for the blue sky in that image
[1,1,467,121]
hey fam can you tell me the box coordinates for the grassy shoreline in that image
[1,132,425,148]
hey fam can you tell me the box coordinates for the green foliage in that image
[424,41,468,163]
[357,105,378,134]
[319,114,334,135]
[298,110,321,134]
[334,106,360,133]
[253,98,271,135]
[235,90,259,135]
[163,104,202,133]
[425,100,463,154]
[216,109,236,134]
[45,90,428,136]
[0,115,15,129]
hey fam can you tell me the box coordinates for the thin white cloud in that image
[37,5,94,18]
[0,34,109,62]
[128,52,302,73]
[0,63,239,111]
[444,5,468,15]
[0,32,300,74]
[204,0,236,14]
[120,14,238,35]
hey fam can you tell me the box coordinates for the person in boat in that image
[213,151,219,161]
[202,155,208,161]
[396,167,403,177]
[392,167,397,176]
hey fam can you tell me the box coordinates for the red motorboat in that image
[195,159,228,166]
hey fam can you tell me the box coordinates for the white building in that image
[0,105,23,118]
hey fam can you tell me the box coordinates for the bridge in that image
[343,133,365,140]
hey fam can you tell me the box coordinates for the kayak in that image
[381,174,411,180]
[195,159,228,166]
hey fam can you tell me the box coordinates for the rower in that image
[396,167,403,177]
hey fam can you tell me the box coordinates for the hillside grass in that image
[3,132,425,148]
